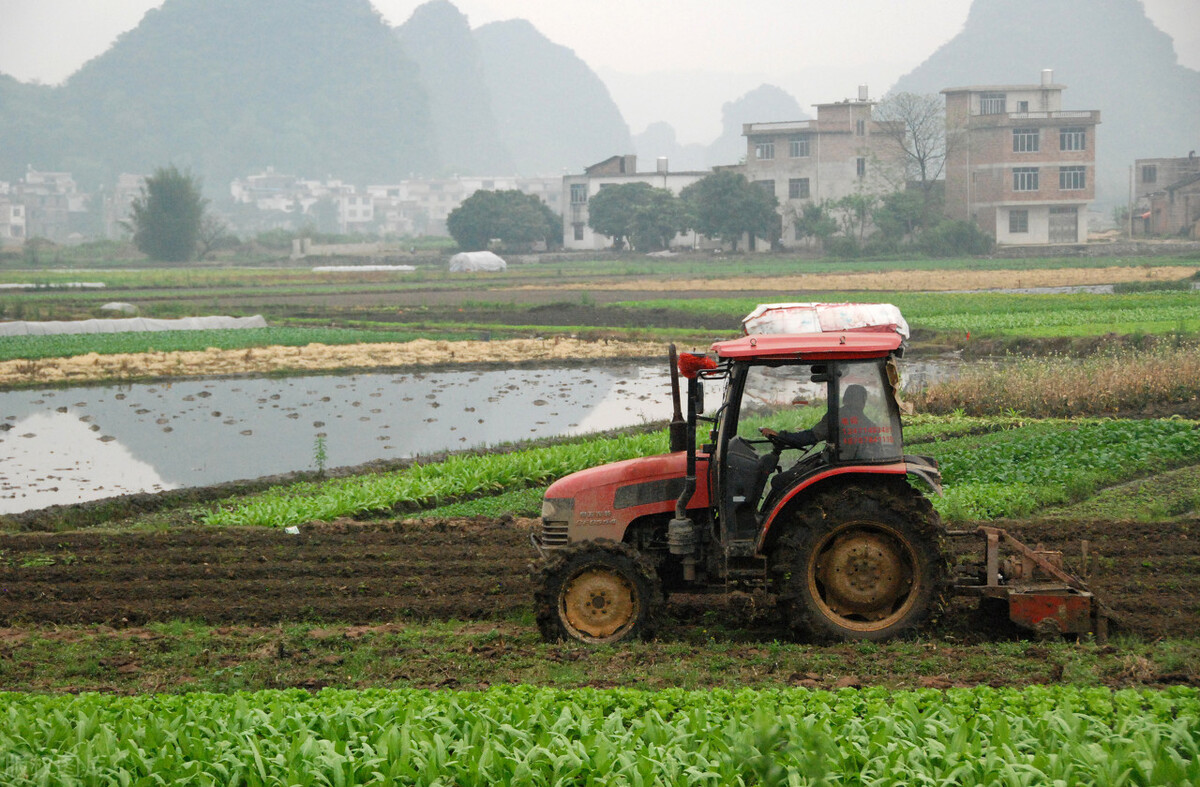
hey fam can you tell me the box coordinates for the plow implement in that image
[949,526,1110,642]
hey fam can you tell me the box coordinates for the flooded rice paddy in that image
[0,357,963,514]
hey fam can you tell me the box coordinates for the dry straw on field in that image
[511,265,1198,293]
[0,337,665,386]
[916,343,1200,417]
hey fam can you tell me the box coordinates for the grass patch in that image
[2,620,1198,694]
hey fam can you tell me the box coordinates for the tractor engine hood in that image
[542,451,710,542]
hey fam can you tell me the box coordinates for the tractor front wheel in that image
[771,484,946,642]
[534,540,664,644]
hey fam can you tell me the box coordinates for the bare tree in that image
[873,92,953,199]
[195,213,230,260]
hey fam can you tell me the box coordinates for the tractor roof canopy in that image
[711,332,903,361]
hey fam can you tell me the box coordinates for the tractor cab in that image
[711,344,908,549]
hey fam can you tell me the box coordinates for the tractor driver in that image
[758,383,874,451]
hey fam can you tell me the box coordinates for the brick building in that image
[741,87,905,249]
[943,71,1100,245]
[1133,153,1200,237]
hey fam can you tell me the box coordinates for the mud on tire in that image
[533,539,665,644]
[769,482,947,643]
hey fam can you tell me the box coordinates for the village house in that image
[740,86,906,249]
[12,167,90,242]
[0,182,26,247]
[561,155,708,250]
[1133,153,1200,238]
[942,70,1100,245]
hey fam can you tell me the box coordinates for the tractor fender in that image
[755,462,909,554]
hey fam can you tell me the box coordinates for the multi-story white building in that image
[0,185,26,247]
[562,155,708,250]
[741,86,907,248]
[942,71,1100,245]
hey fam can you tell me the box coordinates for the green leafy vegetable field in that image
[1,685,1196,785]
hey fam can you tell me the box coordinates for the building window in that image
[1016,100,1029,113]
[856,158,866,178]
[980,92,1006,114]
[1009,210,1029,233]
[754,179,776,197]
[570,184,588,204]
[1012,128,1040,153]
[1142,165,1157,184]
[788,178,810,199]
[755,141,775,160]
[573,223,584,241]
[1013,167,1039,192]
[855,119,866,136]
[1060,127,1086,151]
[1060,166,1086,190]
[789,135,810,157]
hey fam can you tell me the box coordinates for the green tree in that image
[832,192,879,242]
[790,201,838,249]
[126,165,207,261]
[587,182,686,250]
[446,189,558,251]
[630,187,690,251]
[680,171,777,251]
[872,190,928,243]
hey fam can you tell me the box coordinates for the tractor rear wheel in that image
[771,484,946,642]
[534,540,664,644]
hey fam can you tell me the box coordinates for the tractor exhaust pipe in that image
[668,344,686,453]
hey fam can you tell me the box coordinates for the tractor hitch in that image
[949,526,1109,642]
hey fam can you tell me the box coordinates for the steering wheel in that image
[759,426,814,451]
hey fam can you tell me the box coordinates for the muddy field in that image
[1,515,1196,640]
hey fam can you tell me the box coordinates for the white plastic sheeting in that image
[742,303,909,340]
[448,251,507,272]
[0,315,268,336]
[100,302,139,314]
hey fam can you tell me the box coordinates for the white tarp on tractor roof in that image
[742,303,909,340]
[448,251,507,272]
[0,315,268,336]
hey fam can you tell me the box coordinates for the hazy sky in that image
[2,0,1197,142]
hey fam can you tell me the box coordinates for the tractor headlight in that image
[541,497,574,524]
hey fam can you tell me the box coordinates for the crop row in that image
[201,416,1198,527]
[202,431,670,527]
[932,418,1200,519]
[620,290,1200,337]
[0,685,1195,786]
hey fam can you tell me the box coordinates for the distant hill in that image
[890,0,1200,206]
[632,122,708,173]
[475,19,632,174]
[398,1,512,176]
[0,0,435,191]
[705,84,809,167]
[0,0,638,192]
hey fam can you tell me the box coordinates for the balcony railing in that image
[1006,110,1099,120]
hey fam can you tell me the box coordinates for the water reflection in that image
[0,364,672,514]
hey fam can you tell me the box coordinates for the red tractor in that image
[531,304,1106,645]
